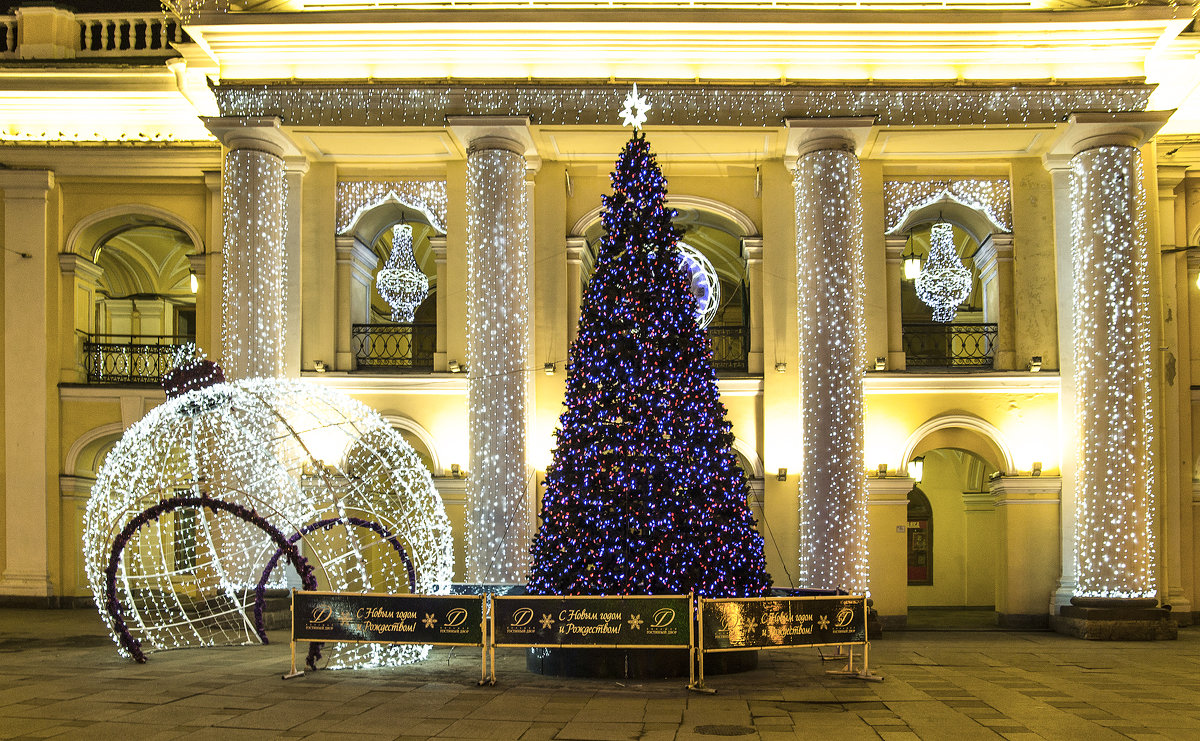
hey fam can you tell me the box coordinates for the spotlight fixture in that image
[777,467,787,481]
[544,362,556,376]
[775,362,787,373]
[1028,356,1043,373]
[451,463,463,478]
[448,360,461,373]
[874,357,887,371]
[877,463,888,478]
[1031,461,1042,477]
[313,360,327,373]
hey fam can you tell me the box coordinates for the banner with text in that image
[492,595,690,648]
[700,595,867,651]
[293,591,485,646]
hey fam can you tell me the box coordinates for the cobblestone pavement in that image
[2,608,1199,740]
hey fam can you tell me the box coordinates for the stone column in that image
[564,237,590,345]
[334,235,376,371]
[0,169,55,598]
[429,236,448,371]
[974,233,1015,370]
[449,118,537,583]
[742,237,765,375]
[865,476,913,629]
[883,235,907,370]
[202,117,299,380]
[1157,165,1193,624]
[201,170,223,358]
[57,253,103,383]
[1051,113,1175,639]
[788,118,873,593]
[993,477,1061,628]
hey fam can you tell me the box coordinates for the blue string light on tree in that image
[526,87,771,598]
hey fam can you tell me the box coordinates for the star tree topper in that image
[619,84,651,130]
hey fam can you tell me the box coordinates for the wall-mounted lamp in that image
[1028,356,1043,373]
[1031,461,1042,477]
[874,357,887,371]
[313,360,328,373]
[877,463,888,478]
[544,362,556,376]
[448,360,461,373]
[902,233,921,281]
[189,272,199,294]
[907,455,925,483]
[775,362,787,373]
[776,467,787,481]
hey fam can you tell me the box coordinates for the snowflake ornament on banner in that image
[915,222,972,323]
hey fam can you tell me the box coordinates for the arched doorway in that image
[66,209,201,384]
[905,448,998,629]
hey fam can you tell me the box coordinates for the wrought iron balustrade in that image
[902,322,998,370]
[707,324,749,373]
[83,334,192,384]
[352,323,436,371]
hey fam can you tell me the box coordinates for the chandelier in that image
[915,222,972,323]
[376,224,429,323]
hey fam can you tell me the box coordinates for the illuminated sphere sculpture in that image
[83,377,453,669]
[677,241,720,329]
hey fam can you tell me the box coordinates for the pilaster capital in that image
[865,476,915,503]
[203,170,222,192]
[991,475,1062,506]
[884,234,908,260]
[784,117,875,168]
[975,233,1013,277]
[1187,250,1200,275]
[0,169,54,198]
[447,116,541,173]
[428,236,447,263]
[565,236,589,264]
[58,252,102,282]
[1050,111,1172,158]
[187,253,206,277]
[1157,164,1188,195]
[740,237,763,263]
[202,116,302,159]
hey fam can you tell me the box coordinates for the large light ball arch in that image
[82,378,453,670]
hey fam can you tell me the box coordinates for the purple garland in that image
[253,516,418,646]
[104,493,321,668]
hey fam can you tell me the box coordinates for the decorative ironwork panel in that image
[902,322,997,370]
[352,323,436,371]
[708,324,749,373]
[83,335,192,384]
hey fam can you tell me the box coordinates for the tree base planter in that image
[525,647,758,679]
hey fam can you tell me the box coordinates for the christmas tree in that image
[527,100,771,598]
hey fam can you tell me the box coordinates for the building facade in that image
[3,0,1200,633]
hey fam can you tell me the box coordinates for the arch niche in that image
[886,192,1016,370]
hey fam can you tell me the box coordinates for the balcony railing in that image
[77,13,187,57]
[83,334,193,385]
[352,323,436,372]
[902,322,998,370]
[708,324,749,373]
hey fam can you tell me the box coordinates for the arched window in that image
[907,486,933,586]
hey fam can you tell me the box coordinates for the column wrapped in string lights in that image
[1069,141,1156,601]
[464,138,532,583]
[793,138,869,595]
[205,117,296,380]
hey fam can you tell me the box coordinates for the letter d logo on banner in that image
[652,608,675,629]
[311,606,332,623]
[445,608,468,627]
[512,607,534,627]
